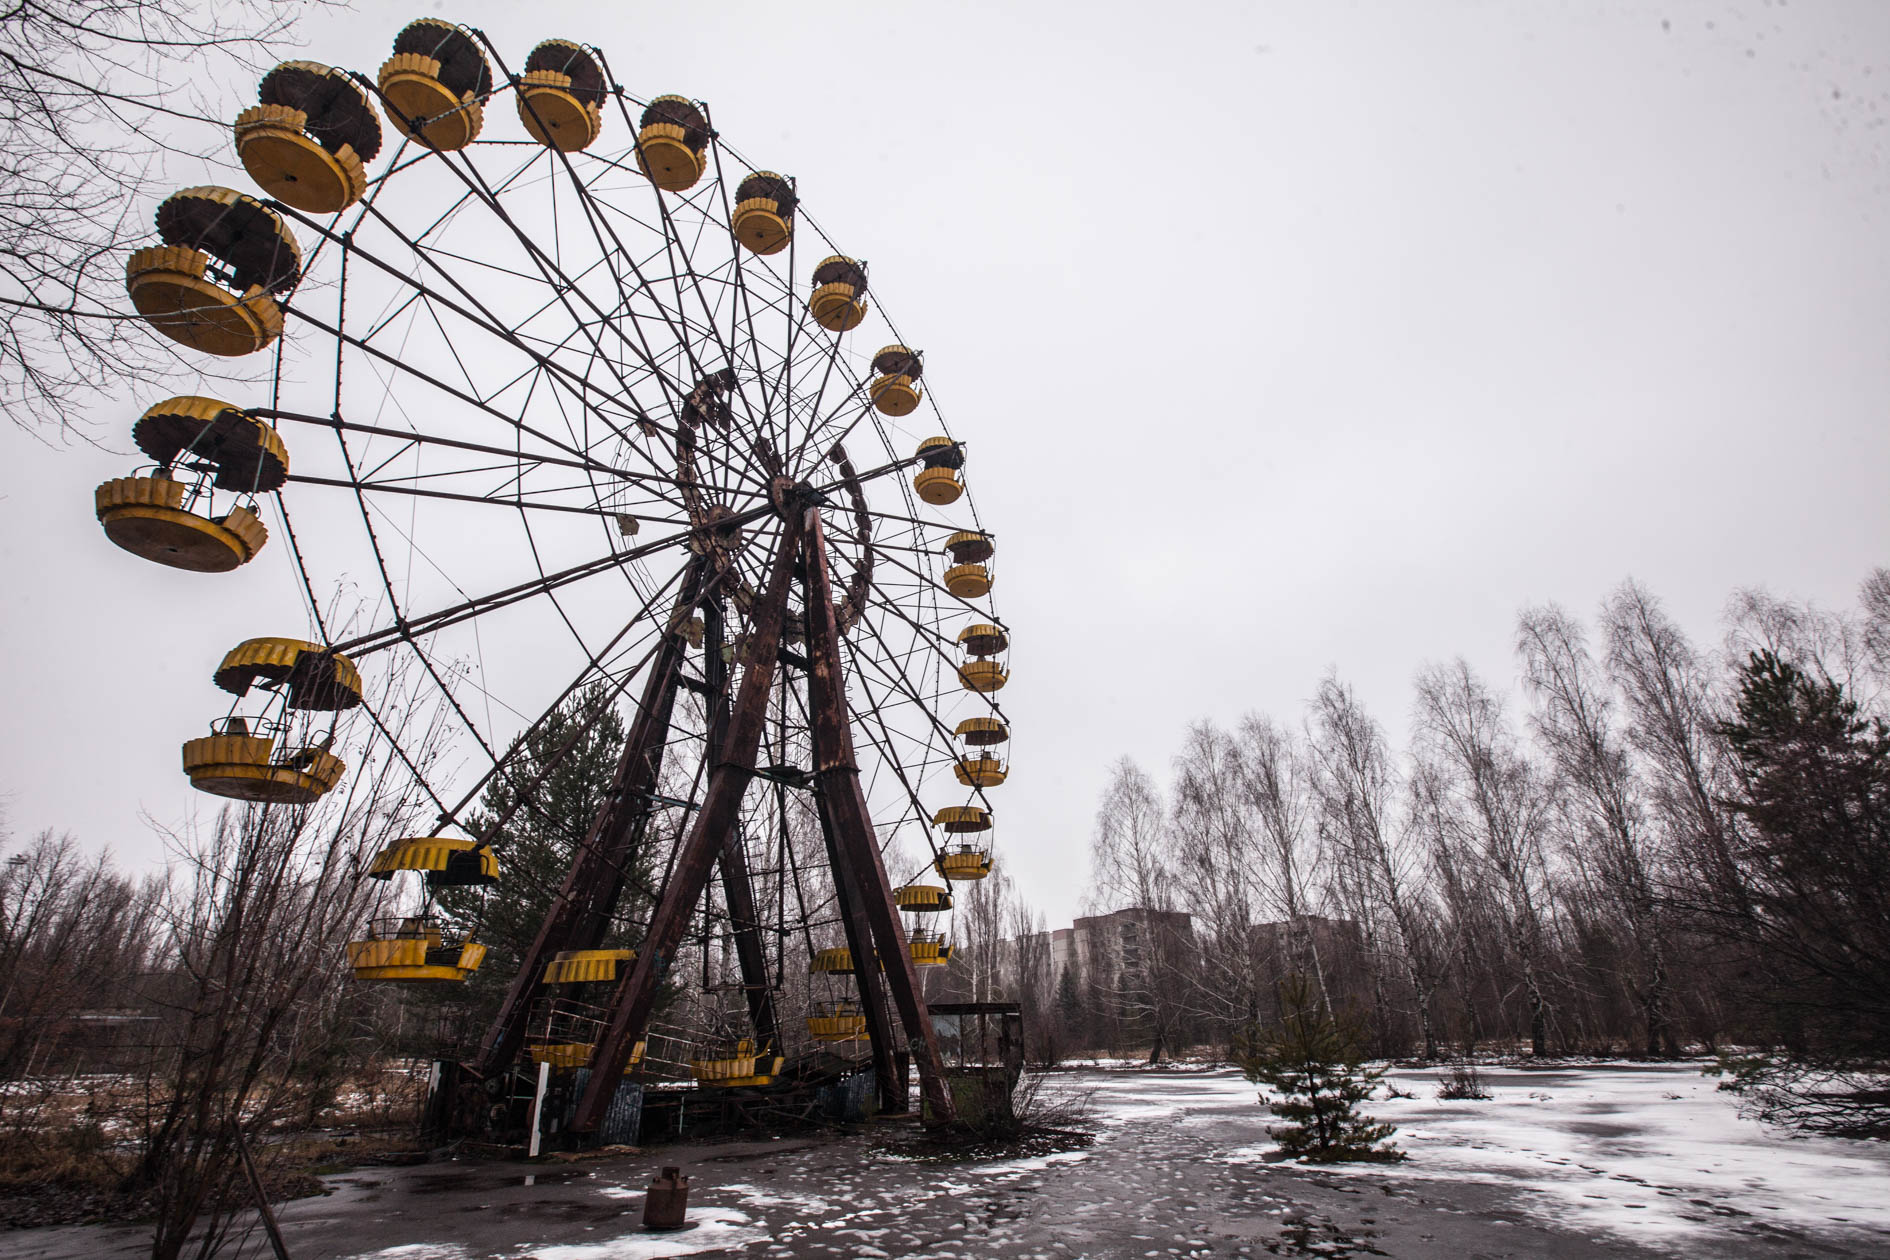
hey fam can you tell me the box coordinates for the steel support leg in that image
[472,560,706,1079]
[704,595,780,1054]
[800,508,957,1126]
[572,519,801,1131]
[813,787,904,1113]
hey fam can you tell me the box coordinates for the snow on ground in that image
[1221,1061,1890,1245]
[524,1209,767,1260]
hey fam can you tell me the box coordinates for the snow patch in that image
[1227,1064,1890,1243]
[348,1246,471,1260]
[970,1149,1093,1176]
[515,1209,767,1260]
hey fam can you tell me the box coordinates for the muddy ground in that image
[2,1064,1886,1259]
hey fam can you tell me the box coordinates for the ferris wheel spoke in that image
[293,203,681,459]
[839,638,950,871]
[281,472,689,522]
[363,150,698,430]
[283,300,702,506]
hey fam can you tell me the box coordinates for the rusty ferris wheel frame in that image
[122,24,1018,1130]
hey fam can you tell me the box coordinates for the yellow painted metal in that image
[125,245,283,357]
[809,282,868,332]
[690,1039,784,1087]
[134,396,290,487]
[809,946,855,974]
[958,659,1009,694]
[807,1010,870,1042]
[528,1041,645,1070]
[909,939,954,967]
[181,733,344,804]
[378,54,483,149]
[932,805,992,833]
[956,623,1008,656]
[935,848,994,882]
[945,530,995,564]
[732,197,791,255]
[213,637,364,709]
[346,930,487,982]
[870,373,922,417]
[95,477,267,571]
[913,467,963,505]
[693,1059,784,1087]
[943,562,991,598]
[955,755,1008,787]
[517,70,603,151]
[542,947,637,985]
[367,836,498,884]
[954,716,1010,746]
[895,883,953,912]
[636,122,704,190]
[234,104,367,214]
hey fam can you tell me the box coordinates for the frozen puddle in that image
[1225,1062,1890,1244]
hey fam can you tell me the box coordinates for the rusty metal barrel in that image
[642,1166,689,1231]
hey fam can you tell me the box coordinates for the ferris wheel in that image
[96,19,1013,1129]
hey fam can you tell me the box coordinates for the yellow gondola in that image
[367,836,498,887]
[517,40,607,152]
[378,19,491,150]
[869,345,924,417]
[806,1002,870,1043]
[126,188,299,357]
[636,96,710,190]
[912,436,963,504]
[942,532,995,599]
[932,804,992,833]
[346,916,486,982]
[895,883,953,913]
[690,1038,784,1087]
[956,621,1010,698]
[935,844,994,882]
[527,1040,645,1070]
[95,397,286,572]
[809,946,855,974]
[953,716,1010,788]
[182,718,345,803]
[542,948,637,985]
[908,929,954,966]
[809,256,868,332]
[214,638,364,710]
[731,171,796,255]
[234,62,382,213]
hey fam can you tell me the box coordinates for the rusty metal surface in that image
[471,558,705,1079]
[799,507,957,1127]
[572,517,802,1131]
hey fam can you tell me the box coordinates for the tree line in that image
[984,573,1890,1135]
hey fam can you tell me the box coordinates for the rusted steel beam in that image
[704,594,780,1055]
[573,518,802,1131]
[800,508,957,1127]
[472,559,705,1079]
[812,786,904,1113]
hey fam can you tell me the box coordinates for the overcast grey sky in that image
[3,0,1886,928]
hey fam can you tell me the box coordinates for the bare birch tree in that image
[1415,660,1557,1055]
[1308,676,1442,1058]
[1086,758,1187,1061]
[1519,603,1675,1055]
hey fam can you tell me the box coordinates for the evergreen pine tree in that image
[435,685,637,1017]
[1234,974,1402,1162]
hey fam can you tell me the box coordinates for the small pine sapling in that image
[1234,974,1403,1163]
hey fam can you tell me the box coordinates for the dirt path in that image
[3,1065,1885,1259]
